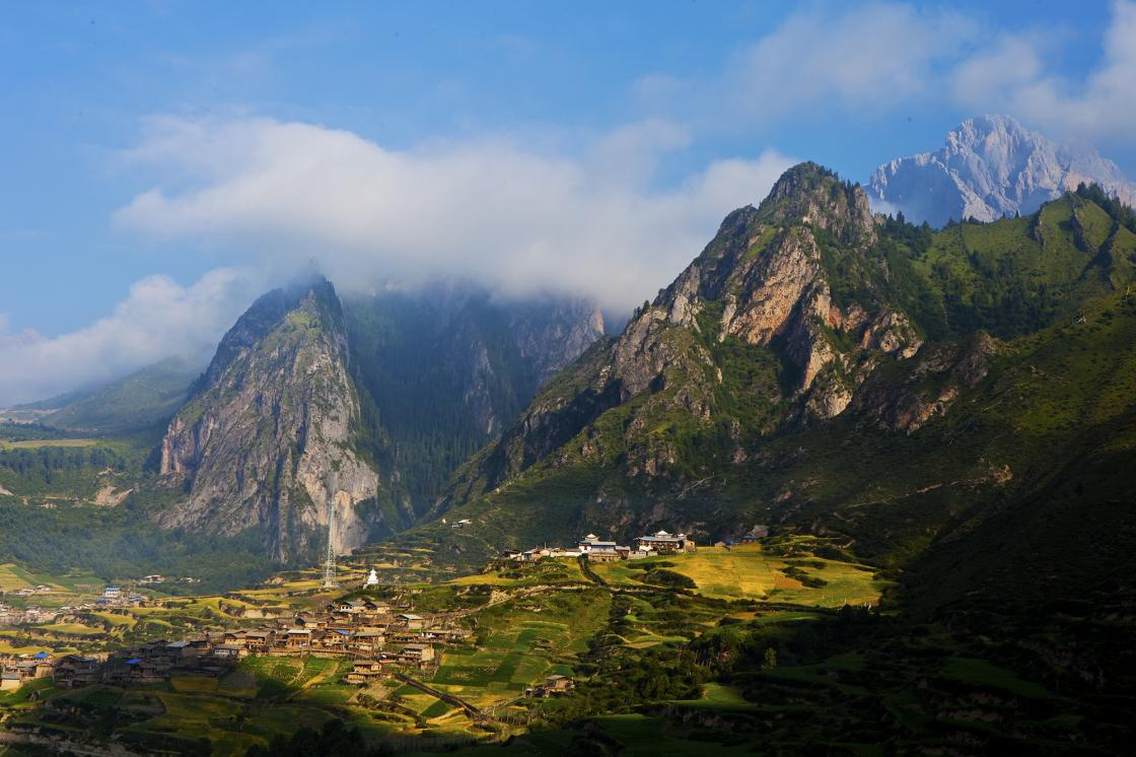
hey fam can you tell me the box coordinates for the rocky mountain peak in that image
[158,276,381,563]
[868,114,1136,226]
[450,162,929,504]
[203,275,343,386]
[759,162,877,245]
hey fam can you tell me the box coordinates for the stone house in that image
[526,674,575,697]
[344,659,385,685]
[244,629,275,652]
[635,530,696,554]
[396,613,426,630]
[284,628,312,649]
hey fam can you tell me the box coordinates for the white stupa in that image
[365,568,380,587]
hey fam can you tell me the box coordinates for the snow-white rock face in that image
[867,115,1136,227]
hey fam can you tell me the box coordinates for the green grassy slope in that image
[416,190,1136,575]
[21,357,202,435]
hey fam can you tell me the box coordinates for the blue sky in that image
[1,1,1134,403]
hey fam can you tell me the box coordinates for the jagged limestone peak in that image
[158,276,380,563]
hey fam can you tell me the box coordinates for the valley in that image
[0,538,893,754]
[1,164,1134,753]
[6,2,1136,751]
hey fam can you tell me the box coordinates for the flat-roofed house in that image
[526,673,575,697]
[344,658,384,685]
[223,630,248,647]
[53,655,102,688]
[394,643,435,669]
[349,628,384,655]
[212,645,245,660]
[244,629,275,653]
[634,530,696,554]
[578,535,621,561]
[397,613,426,630]
[284,628,312,649]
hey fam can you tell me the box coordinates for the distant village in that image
[1,584,466,694]
[1,526,706,699]
[502,529,697,562]
[0,584,148,627]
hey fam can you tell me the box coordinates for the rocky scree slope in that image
[158,278,382,563]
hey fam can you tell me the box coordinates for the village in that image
[0,582,151,628]
[1,527,698,702]
[1,582,470,693]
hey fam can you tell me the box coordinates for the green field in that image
[591,544,887,606]
[0,438,99,450]
[0,539,1061,754]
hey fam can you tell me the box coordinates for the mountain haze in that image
[148,278,606,563]
[11,357,202,435]
[344,284,604,518]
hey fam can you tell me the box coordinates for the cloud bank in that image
[0,269,257,406]
[114,116,795,310]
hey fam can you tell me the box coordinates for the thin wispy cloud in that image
[953,0,1136,144]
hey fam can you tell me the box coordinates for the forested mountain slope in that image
[11,357,202,436]
[343,284,604,518]
[422,164,1136,572]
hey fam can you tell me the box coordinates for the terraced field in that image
[591,543,886,606]
[1,538,899,753]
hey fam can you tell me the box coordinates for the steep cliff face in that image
[158,278,381,562]
[429,163,1136,560]
[445,163,923,504]
[868,115,1136,226]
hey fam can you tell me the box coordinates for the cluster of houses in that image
[40,596,472,692]
[6,584,53,598]
[0,585,149,631]
[6,643,245,692]
[0,603,62,626]
[0,651,54,692]
[504,529,697,563]
[96,585,147,608]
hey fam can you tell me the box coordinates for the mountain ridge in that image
[867,114,1136,226]
[420,164,1136,576]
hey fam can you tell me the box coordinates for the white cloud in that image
[952,1,1136,144]
[636,3,977,129]
[114,116,795,311]
[949,35,1044,107]
[728,3,975,120]
[630,1,1136,154]
[0,268,258,406]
